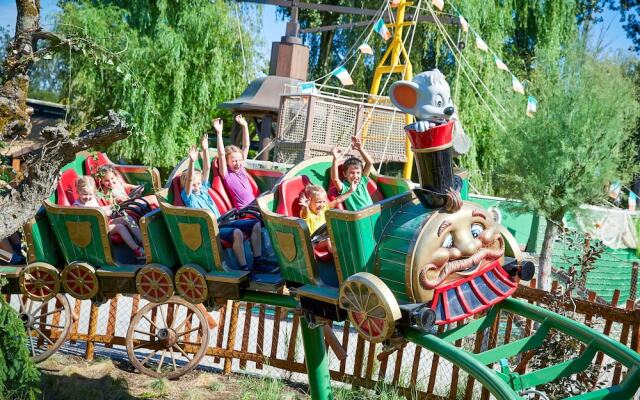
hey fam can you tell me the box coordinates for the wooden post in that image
[105,295,119,348]
[239,302,254,369]
[270,306,282,360]
[612,299,634,385]
[595,290,620,366]
[286,312,300,362]
[630,262,638,302]
[302,96,317,161]
[70,299,82,344]
[214,303,228,364]
[260,116,273,161]
[352,336,365,378]
[224,301,240,374]
[339,320,350,374]
[85,301,99,361]
[256,304,266,369]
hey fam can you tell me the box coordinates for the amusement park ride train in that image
[2,67,640,399]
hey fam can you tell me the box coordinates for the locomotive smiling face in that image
[410,202,505,302]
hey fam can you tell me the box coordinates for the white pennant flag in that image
[475,34,488,52]
[459,15,468,32]
[332,66,354,86]
[358,43,374,55]
[494,56,509,72]
[512,75,525,95]
[432,0,444,11]
[526,96,537,117]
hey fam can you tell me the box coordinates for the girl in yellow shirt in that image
[299,183,355,253]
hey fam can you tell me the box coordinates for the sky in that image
[0,1,635,63]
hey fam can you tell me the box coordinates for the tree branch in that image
[0,110,130,239]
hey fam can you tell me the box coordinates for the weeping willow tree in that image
[55,0,264,169]
[281,0,578,193]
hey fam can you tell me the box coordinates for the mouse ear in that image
[389,80,419,114]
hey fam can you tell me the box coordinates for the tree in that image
[0,0,130,240]
[0,278,40,400]
[495,43,639,290]
[54,0,264,169]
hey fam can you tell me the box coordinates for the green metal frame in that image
[402,297,640,400]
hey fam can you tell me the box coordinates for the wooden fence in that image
[10,279,640,399]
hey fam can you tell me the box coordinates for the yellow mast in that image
[368,0,414,179]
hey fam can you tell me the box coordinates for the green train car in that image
[257,152,528,343]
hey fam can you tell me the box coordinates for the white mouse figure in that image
[390,69,470,155]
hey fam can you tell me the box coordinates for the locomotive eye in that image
[442,233,454,248]
[470,223,484,238]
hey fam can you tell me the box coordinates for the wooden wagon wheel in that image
[126,297,209,379]
[61,262,99,300]
[136,264,175,303]
[338,272,401,343]
[18,294,71,362]
[19,262,60,302]
[174,264,208,304]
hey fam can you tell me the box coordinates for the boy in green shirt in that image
[330,136,375,211]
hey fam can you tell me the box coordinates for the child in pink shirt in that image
[215,115,255,209]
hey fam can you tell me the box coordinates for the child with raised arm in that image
[74,176,145,260]
[299,183,355,253]
[182,132,276,273]
[330,136,374,211]
[214,115,255,209]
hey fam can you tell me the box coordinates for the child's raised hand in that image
[213,118,223,133]
[235,114,248,127]
[351,135,363,151]
[188,145,198,162]
[331,146,342,160]
[349,180,358,193]
[200,133,209,150]
[299,193,309,208]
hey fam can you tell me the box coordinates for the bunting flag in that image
[459,15,468,32]
[629,191,637,211]
[298,82,317,94]
[432,0,444,11]
[608,181,621,200]
[494,56,509,72]
[475,34,488,52]
[332,66,354,86]
[358,43,374,55]
[374,19,392,41]
[526,96,538,117]
[511,75,525,95]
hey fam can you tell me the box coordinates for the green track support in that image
[403,326,524,399]
[301,319,333,400]
[404,297,640,400]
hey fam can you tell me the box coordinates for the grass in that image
[149,377,170,398]
[238,375,298,400]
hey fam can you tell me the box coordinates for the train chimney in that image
[406,121,460,210]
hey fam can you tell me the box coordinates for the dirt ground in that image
[36,354,308,400]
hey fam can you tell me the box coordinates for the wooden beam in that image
[301,14,458,34]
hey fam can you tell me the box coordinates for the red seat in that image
[169,175,242,248]
[276,175,311,218]
[211,157,259,210]
[56,169,80,206]
[84,152,112,176]
[275,175,332,262]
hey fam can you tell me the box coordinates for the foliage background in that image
[52,0,264,169]
[0,279,40,400]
